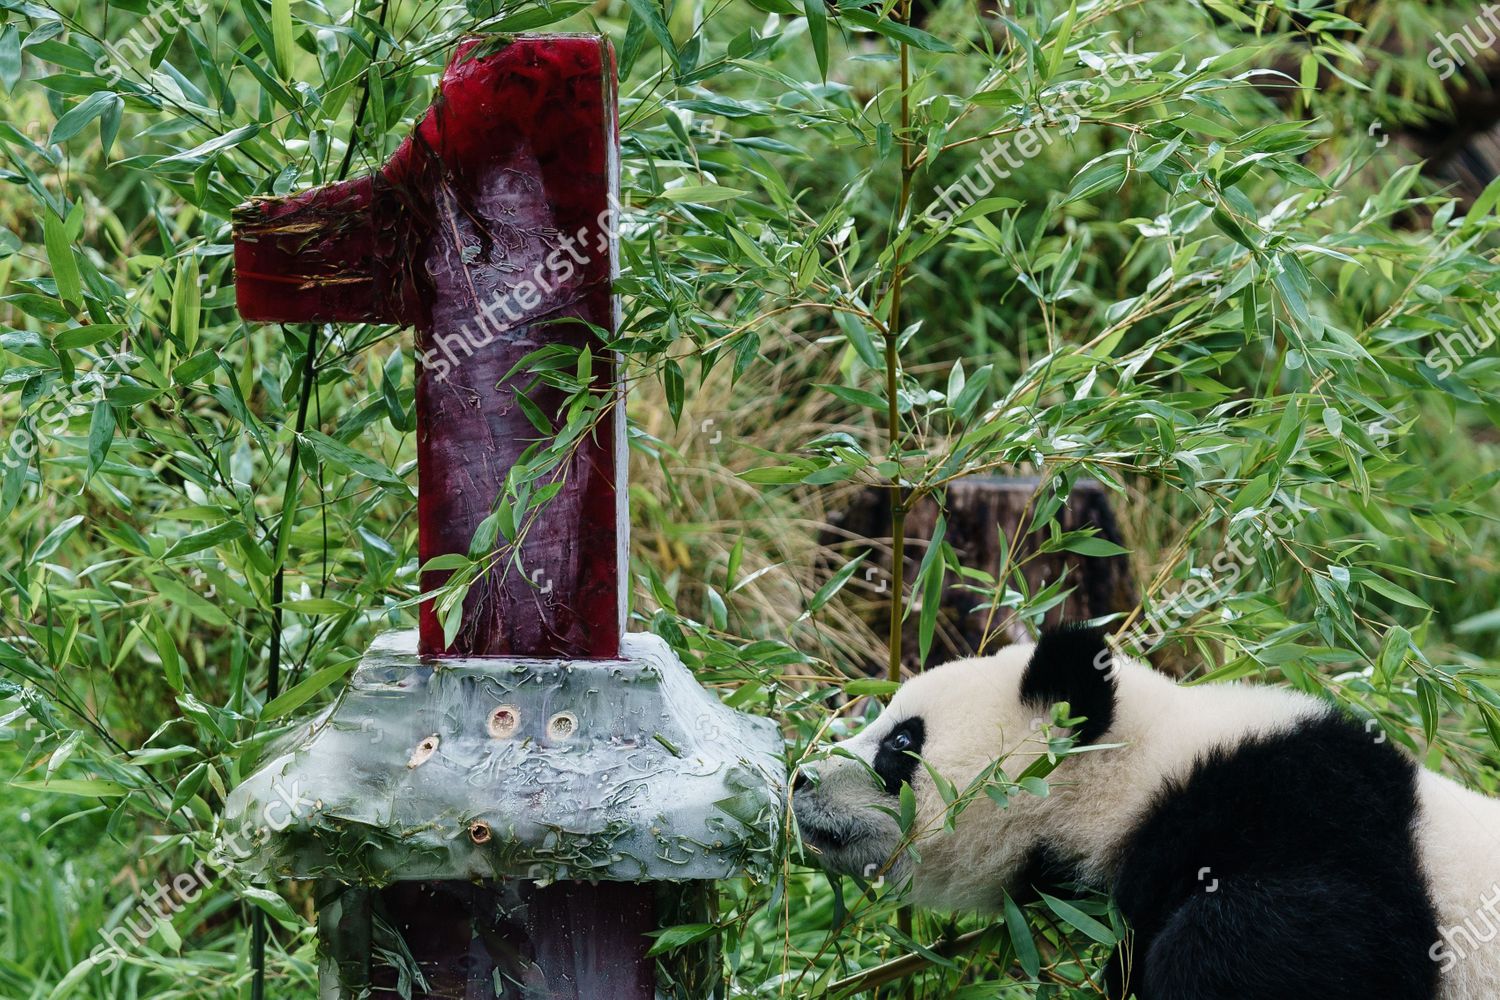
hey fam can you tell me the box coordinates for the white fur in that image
[793,643,1500,997]
[1416,770,1500,997]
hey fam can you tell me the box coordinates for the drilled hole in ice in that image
[547,712,578,741]
[488,705,520,738]
[407,735,440,768]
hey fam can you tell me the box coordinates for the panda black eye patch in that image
[872,717,926,795]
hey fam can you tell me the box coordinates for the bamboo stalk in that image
[885,2,919,994]
[829,929,991,996]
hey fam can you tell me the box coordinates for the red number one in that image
[235,33,624,660]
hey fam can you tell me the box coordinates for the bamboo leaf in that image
[261,659,356,720]
[42,209,80,306]
[271,0,294,79]
[806,553,866,615]
[1002,890,1040,979]
[804,0,828,79]
[1038,892,1118,946]
[623,0,678,67]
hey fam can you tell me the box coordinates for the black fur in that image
[1105,712,1438,1000]
[1012,843,1085,905]
[1020,624,1117,745]
[872,717,925,795]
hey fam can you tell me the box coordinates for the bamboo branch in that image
[828,928,990,996]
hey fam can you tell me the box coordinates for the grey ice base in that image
[221,630,785,886]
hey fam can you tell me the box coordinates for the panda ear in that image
[1018,623,1116,744]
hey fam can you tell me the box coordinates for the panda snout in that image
[793,808,850,851]
[791,767,839,844]
[792,762,884,859]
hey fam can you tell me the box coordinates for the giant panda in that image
[792,625,1500,999]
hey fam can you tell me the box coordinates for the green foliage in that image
[1,0,1498,997]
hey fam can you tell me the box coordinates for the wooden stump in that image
[829,476,1137,671]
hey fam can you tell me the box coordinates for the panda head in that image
[792,625,1118,911]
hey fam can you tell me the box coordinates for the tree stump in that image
[829,476,1137,671]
